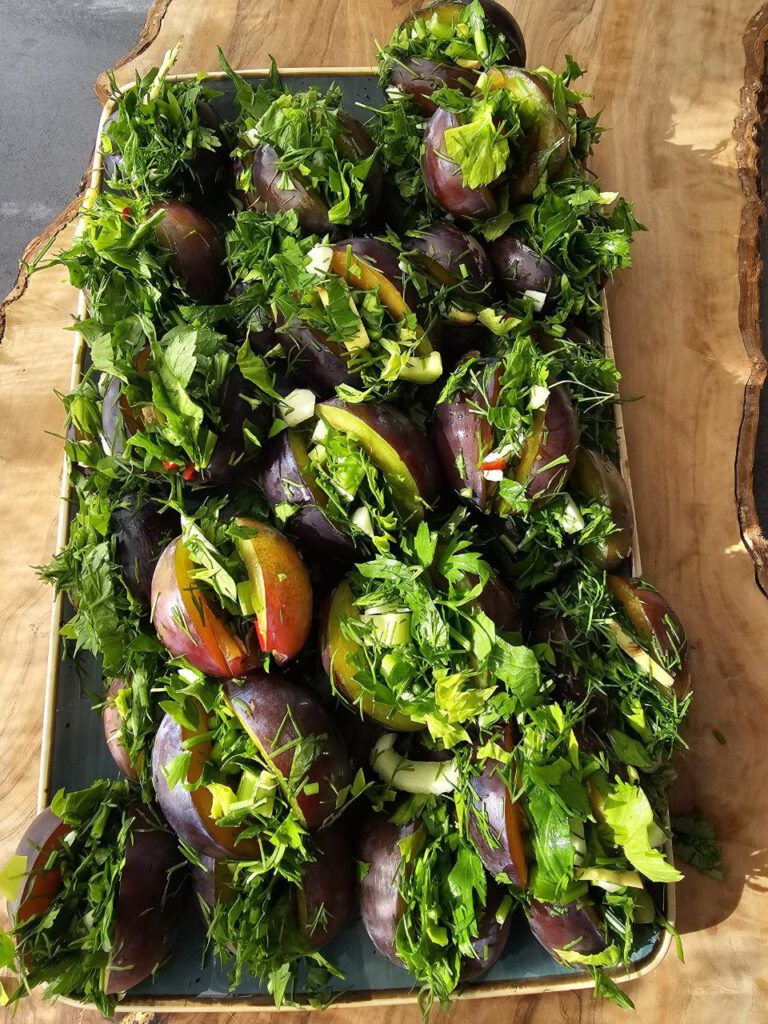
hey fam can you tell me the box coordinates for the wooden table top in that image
[1,1,767,1021]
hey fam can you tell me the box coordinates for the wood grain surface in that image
[1,1,767,1021]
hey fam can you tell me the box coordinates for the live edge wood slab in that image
[1,1,768,1021]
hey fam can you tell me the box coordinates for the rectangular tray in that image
[39,66,672,1012]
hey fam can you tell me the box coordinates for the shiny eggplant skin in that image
[104,808,186,995]
[318,398,444,517]
[527,898,606,962]
[113,501,180,606]
[530,612,585,706]
[8,809,71,925]
[244,113,381,232]
[224,672,349,830]
[407,1,526,67]
[460,880,512,981]
[332,237,419,313]
[359,814,422,965]
[151,537,256,678]
[434,396,490,510]
[607,576,688,671]
[408,220,492,292]
[262,430,355,559]
[530,613,611,735]
[572,447,634,569]
[245,143,332,234]
[278,322,360,395]
[103,678,139,781]
[424,108,497,220]
[151,200,226,303]
[485,66,569,198]
[298,822,356,949]
[514,385,580,502]
[388,58,479,115]
[9,806,185,997]
[194,827,355,952]
[408,222,493,360]
[152,709,262,861]
[101,376,141,457]
[190,101,230,197]
[468,755,527,887]
[433,356,501,511]
[200,368,270,488]
[488,236,559,304]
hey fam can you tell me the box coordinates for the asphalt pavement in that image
[0,0,148,297]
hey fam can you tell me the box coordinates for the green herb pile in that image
[3,14,714,1018]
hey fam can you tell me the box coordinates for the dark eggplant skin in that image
[104,807,186,995]
[113,501,180,606]
[262,430,355,559]
[530,613,586,706]
[103,678,139,781]
[200,368,271,488]
[318,397,445,515]
[476,573,520,632]
[278,322,360,395]
[333,237,420,313]
[151,200,227,303]
[424,108,497,220]
[467,755,527,887]
[433,356,501,511]
[527,899,606,962]
[406,0,526,67]
[408,220,492,292]
[530,612,611,738]
[517,385,580,501]
[190,101,230,198]
[9,807,185,998]
[246,143,333,234]
[606,576,688,671]
[359,814,422,966]
[298,821,356,950]
[192,854,228,916]
[388,58,479,115]
[224,672,349,830]
[244,113,381,232]
[152,710,262,861]
[460,880,512,981]
[486,67,569,199]
[408,221,493,362]
[572,447,634,569]
[8,809,71,925]
[488,236,560,304]
[434,395,491,511]
[101,376,141,458]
